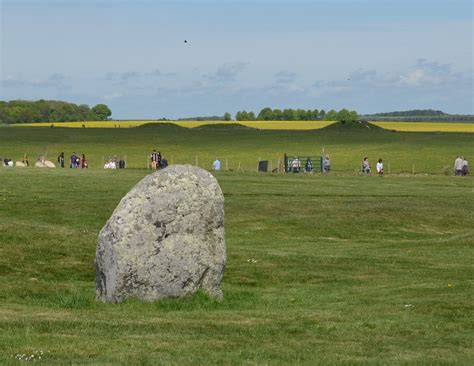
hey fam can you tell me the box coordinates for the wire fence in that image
[0,153,466,176]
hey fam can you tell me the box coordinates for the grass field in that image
[13,120,474,133]
[1,123,473,174]
[0,169,473,364]
[0,125,473,364]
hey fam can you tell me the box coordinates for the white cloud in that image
[204,62,249,82]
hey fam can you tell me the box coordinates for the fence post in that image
[412,163,415,175]
[226,157,228,172]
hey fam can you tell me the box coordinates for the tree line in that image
[362,109,474,122]
[234,107,358,122]
[0,100,112,124]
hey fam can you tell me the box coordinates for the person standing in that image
[462,157,469,176]
[70,152,77,168]
[323,155,331,173]
[22,153,29,167]
[157,151,162,168]
[454,156,463,176]
[305,157,313,173]
[150,149,159,169]
[362,157,371,174]
[291,157,301,173]
[376,159,384,175]
[212,158,221,171]
[81,154,88,168]
[58,152,65,168]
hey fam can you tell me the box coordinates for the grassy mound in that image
[322,120,384,131]
[192,123,256,130]
[137,122,187,130]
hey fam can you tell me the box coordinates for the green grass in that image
[0,123,473,173]
[0,125,473,364]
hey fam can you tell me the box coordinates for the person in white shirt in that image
[454,156,463,176]
[291,157,301,173]
[376,159,384,175]
[212,159,221,171]
[323,155,331,173]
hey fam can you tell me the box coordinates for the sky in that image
[1,0,473,119]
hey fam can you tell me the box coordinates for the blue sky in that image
[1,0,473,119]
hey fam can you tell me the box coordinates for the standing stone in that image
[95,165,226,303]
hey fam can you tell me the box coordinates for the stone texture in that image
[95,165,226,303]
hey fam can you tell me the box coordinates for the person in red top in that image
[81,154,88,168]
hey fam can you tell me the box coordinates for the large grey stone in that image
[95,165,226,303]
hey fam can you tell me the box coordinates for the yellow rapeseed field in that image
[14,120,335,130]
[371,121,474,133]
[13,120,474,132]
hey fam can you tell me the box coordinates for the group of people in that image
[104,156,126,170]
[1,150,470,177]
[362,157,384,175]
[454,156,469,176]
[3,158,14,167]
[288,155,331,173]
[150,149,168,170]
[57,152,88,169]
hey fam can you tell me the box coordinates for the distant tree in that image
[295,109,308,121]
[257,107,274,120]
[92,104,112,120]
[326,109,338,120]
[235,110,256,121]
[336,108,358,124]
[272,109,282,120]
[224,112,232,121]
[0,100,113,124]
[282,108,295,120]
[312,109,319,120]
[319,109,326,120]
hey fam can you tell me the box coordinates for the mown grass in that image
[0,166,473,365]
[1,123,473,174]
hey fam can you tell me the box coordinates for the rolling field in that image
[1,123,473,174]
[13,120,474,133]
[0,125,473,364]
[14,120,335,130]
